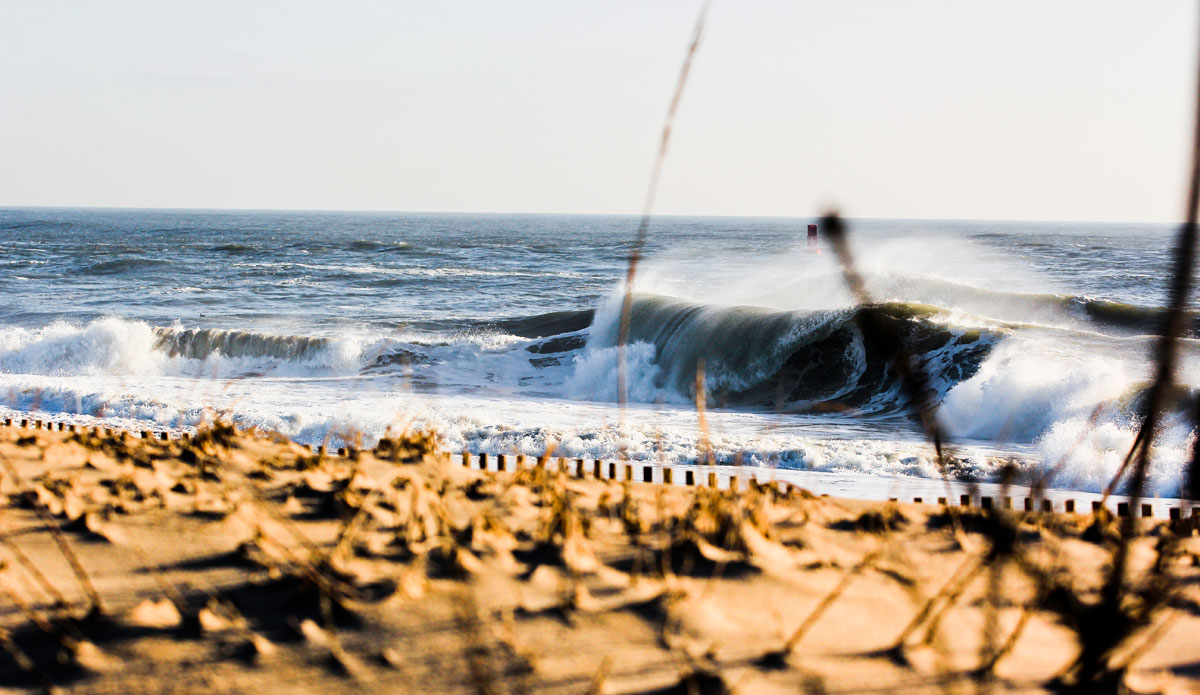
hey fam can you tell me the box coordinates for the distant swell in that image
[347,239,414,252]
[1073,296,1200,337]
[492,310,595,338]
[872,276,1200,337]
[209,243,255,253]
[83,258,171,275]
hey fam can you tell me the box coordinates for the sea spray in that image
[0,318,166,376]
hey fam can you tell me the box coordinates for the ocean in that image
[1,207,1195,497]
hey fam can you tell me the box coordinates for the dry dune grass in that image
[0,424,1198,694]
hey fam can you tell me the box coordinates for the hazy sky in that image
[0,1,1195,221]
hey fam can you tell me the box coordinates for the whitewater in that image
[1,208,1196,497]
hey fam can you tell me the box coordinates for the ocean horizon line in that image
[0,204,1177,228]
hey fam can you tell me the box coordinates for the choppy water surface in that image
[1,208,1195,496]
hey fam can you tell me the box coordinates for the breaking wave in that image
[569,293,1000,414]
[154,327,333,362]
[0,319,372,377]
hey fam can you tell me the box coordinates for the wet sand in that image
[0,424,1198,695]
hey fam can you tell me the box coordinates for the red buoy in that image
[806,223,821,254]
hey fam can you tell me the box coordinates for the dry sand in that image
[0,424,1198,695]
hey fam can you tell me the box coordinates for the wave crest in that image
[154,327,332,362]
[575,293,1000,413]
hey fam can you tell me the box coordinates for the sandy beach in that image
[0,423,1196,695]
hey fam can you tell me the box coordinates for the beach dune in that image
[0,424,1197,695]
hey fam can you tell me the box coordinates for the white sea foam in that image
[0,318,167,376]
[939,340,1136,443]
[1,334,1191,499]
[937,339,1196,496]
[562,341,668,403]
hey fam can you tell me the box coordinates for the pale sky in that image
[0,0,1195,222]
